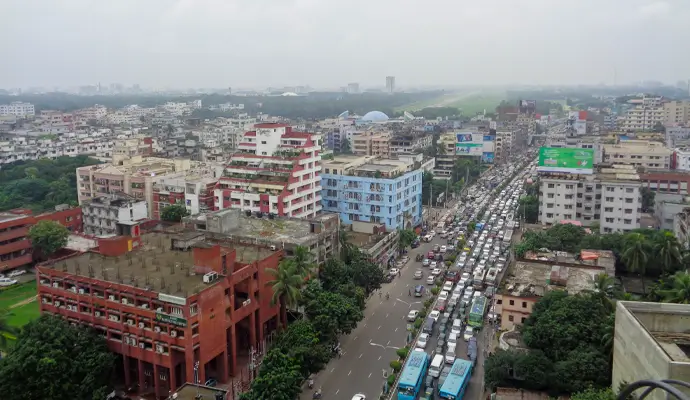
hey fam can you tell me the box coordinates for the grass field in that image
[6,302,40,328]
[394,94,456,112]
[0,281,39,330]
[445,93,505,116]
[0,281,36,310]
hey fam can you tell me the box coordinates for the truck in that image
[472,269,486,290]
[484,268,499,287]
[502,228,513,244]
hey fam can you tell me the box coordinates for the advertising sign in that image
[155,312,188,327]
[456,133,483,144]
[456,143,483,156]
[537,147,594,174]
[158,293,187,306]
[483,135,495,142]
[482,152,495,164]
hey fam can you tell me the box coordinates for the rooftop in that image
[523,249,616,276]
[620,301,690,363]
[171,383,228,400]
[0,211,30,223]
[500,261,598,298]
[42,233,275,297]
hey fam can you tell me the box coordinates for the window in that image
[508,315,514,322]
[509,300,515,306]
[522,302,527,308]
[548,184,555,188]
[626,188,634,193]
[521,317,527,323]
[625,198,634,204]
[606,197,614,202]
[565,184,574,189]
[546,213,554,218]
[624,219,632,225]
[605,207,613,212]
[606,187,615,192]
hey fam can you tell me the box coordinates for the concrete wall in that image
[613,301,690,400]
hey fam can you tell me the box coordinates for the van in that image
[447,332,458,346]
[429,354,444,378]
[423,317,434,334]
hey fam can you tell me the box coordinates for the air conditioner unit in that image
[78,288,85,294]
[52,282,59,288]
[121,298,128,305]
[141,304,149,309]
[269,245,277,251]
[156,307,163,312]
[154,326,161,333]
[95,311,101,317]
[54,301,61,307]
[138,322,145,328]
[170,330,177,338]
[108,295,115,301]
[70,286,77,293]
[127,319,134,325]
[42,298,47,303]
[155,345,164,354]
[124,337,131,345]
[130,338,137,347]
[139,342,145,349]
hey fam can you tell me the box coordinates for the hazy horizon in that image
[4,0,690,88]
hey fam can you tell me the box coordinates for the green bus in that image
[468,296,487,327]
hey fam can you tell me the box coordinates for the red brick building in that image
[0,206,82,273]
[37,232,283,398]
[639,170,690,194]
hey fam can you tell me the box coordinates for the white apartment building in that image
[602,140,671,169]
[538,165,642,234]
[75,105,108,121]
[621,106,664,131]
[676,148,690,172]
[666,126,690,147]
[495,130,515,161]
[663,101,690,126]
[81,194,148,237]
[214,123,322,219]
[0,102,35,118]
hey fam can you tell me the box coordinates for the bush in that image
[418,309,427,318]
[431,287,440,295]
[414,319,423,329]
[396,347,410,359]
[445,261,452,267]
[424,299,433,308]
[387,374,397,386]
[390,360,402,372]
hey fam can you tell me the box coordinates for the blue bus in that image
[439,359,473,399]
[397,350,429,400]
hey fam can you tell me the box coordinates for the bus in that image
[397,350,429,400]
[439,359,473,399]
[468,296,488,327]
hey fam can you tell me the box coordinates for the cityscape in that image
[3,1,690,400]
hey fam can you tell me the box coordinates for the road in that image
[302,204,494,400]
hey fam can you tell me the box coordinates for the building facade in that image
[0,102,35,117]
[602,140,672,169]
[81,194,148,237]
[214,123,322,219]
[321,155,423,230]
[37,232,283,398]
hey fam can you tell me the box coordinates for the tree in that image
[640,187,655,212]
[290,245,315,278]
[240,349,302,400]
[0,309,18,349]
[160,204,189,222]
[622,232,650,292]
[339,138,352,154]
[552,347,611,394]
[654,231,682,274]
[301,280,363,341]
[658,271,690,304]
[517,195,539,224]
[0,315,116,400]
[571,387,615,400]
[589,273,617,312]
[271,320,331,377]
[397,229,417,254]
[27,220,69,259]
[266,261,304,324]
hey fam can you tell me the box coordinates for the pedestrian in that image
[398,270,401,277]
[408,289,411,297]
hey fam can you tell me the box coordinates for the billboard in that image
[537,147,594,174]
[519,100,536,114]
[483,135,495,141]
[482,152,495,164]
[456,143,483,156]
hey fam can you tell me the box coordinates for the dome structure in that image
[361,111,389,122]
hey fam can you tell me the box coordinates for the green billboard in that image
[537,147,594,174]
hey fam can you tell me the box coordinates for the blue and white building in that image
[321,155,423,230]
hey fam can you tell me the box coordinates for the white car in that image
[443,281,454,292]
[438,291,449,302]
[407,310,420,321]
[352,395,366,400]
[430,261,438,269]
[7,269,26,278]
[431,268,442,277]
[426,275,436,285]
[440,245,447,253]
[0,277,17,287]
[463,326,474,341]
[445,349,456,365]
[429,310,441,321]
[417,333,429,349]
[389,268,399,276]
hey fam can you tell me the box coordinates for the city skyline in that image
[3,0,690,88]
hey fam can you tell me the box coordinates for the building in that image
[0,205,82,273]
[602,140,672,169]
[496,253,614,330]
[432,133,457,179]
[674,207,690,247]
[388,131,433,156]
[621,106,664,131]
[663,100,690,126]
[347,83,360,94]
[538,165,643,233]
[495,130,517,162]
[386,76,395,94]
[653,193,690,232]
[346,222,400,267]
[321,155,423,230]
[37,232,283,398]
[77,156,222,218]
[184,208,339,265]
[639,170,690,194]
[214,123,322,219]
[613,301,690,400]
[0,101,35,118]
[351,131,391,158]
[81,194,148,237]
[666,126,690,147]
[152,174,217,219]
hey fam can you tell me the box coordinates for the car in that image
[443,281,454,292]
[422,258,430,267]
[461,292,473,305]
[440,245,447,253]
[431,268,442,277]
[436,338,446,350]
[417,333,429,348]
[433,244,440,252]
[473,290,482,298]
[352,395,366,400]
[429,310,441,321]
[414,269,424,279]
[407,310,420,321]
[434,299,447,312]
[438,291,449,302]
[0,277,17,287]
[438,365,452,387]
[430,261,438,268]
[463,326,475,341]
[426,275,436,285]
[445,349,456,365]
[414,285,426,297]
[389,268,399,276]
[7,269,26,278]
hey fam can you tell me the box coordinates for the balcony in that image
[0,226,29,242]
[0,239,31,255]
[0,254,32,272]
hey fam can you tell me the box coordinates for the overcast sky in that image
[3,0,690,89]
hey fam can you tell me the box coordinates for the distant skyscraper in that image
[386,76,395,94]
[347,83,359,94]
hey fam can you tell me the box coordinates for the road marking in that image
[331,367,335,373]
[395,327,398,332]
[348,370,352,376]
[378,325,381,330]
[378,355,382,360]
[354,336,358,341]
[386,313,389,318]
[363,323,367,327]
[369,339,372,344]
[336,389,340,395]
[387,340,391,346]
[359,353,363,358]
[369,372,372,378]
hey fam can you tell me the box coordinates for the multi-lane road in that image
[302,206,495,400]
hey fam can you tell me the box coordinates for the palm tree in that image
[590,273,617,312]
[437,143,447,155]
[658,271,690,304]
[600,313,615,361]
[266,261,304,326]
[291,245,315,278]
[622,232,650,293]
[655,231,682,274]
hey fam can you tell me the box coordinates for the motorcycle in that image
[313,389,322,399]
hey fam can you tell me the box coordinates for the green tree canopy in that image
[300,280,364,341]
[0,315,116,400]
[240,349,302,400]
[160,204,189,222]
[28,219,69,259]
[571,387,615,400]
